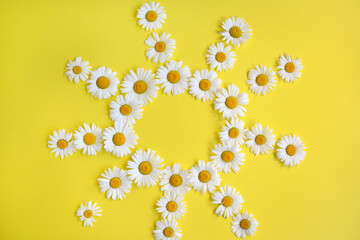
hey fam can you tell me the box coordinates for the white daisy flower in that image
[206,42,236,72]
[127,149,163,187]
[210,142,245,174]
[189,160,221,194]
[156,191,186,220]
[156,60,191,95]
[137,1,166,31]
[153,218,182,240]
[121,68,159,106]
[47,129,76,159]
[189,69,222,102]
[74,123,103,155]
[245,123,276,155]
[276,53,303,82]
[75,201,102,227]
[219,118,247,146]
[87,66,119,99]
[276,135,306,167]
[109,94,143,126]
[145,32,176,63]
[103,121,138,157]
[220,17,252,47]
[65,56,92,83]
[97,167,132,200]
[214,84,249,119]
[159,163,192,195]
[212,185,244,218]
[231,212,259,239]
[247,65,276,95]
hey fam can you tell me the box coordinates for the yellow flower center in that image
[256,74,268,86]
[145,10,157,22]
[112,133,125,146]
[225,96,238,109]
[285,62,295,73]
[83,133,96,145]
[166,201,178,212]
[222,196,233,207]
[228,127,239,138]
[286,144,297,156]
[221,151,234,162]
[57,139,68,149]
[155,41,166,52]
[240,219,251,230]
[109,177,121,188]
[169,174,183,187]
[215,52,226,62]
[96,76,110,89]
[83,209,93,218]
[255,134,266,145]
[199,79,211,91]
[198,170,211,183]
[120,104,132,115]
[138,161,152,175]
[163,227,174,237]
[73,66,82,74]
[229,26,242,38]
[167,70,180,83]
[133,80,148,94]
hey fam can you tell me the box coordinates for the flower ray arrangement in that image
[48,2,306,239]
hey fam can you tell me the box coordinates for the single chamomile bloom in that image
[212,185,244,218]
[97,167,132,200]
[245,123,276,155]
[75,201,102,227]
[219,118,247,146]
[189,69,222,102]
[109,94,143,126]
[145,32,176,63]
[103,121,138,157]
[47,129,76,159]
[74,123,103,155]
[137,1,166,31]
[276,135,306,167]
[210,142,245,174]
[220,17,252,47]
[156,191,186,220]
[206,42,236,72]
[156,60,191,95]
[65,56,91,83]
[189,160,221,194]
[231,212,259,239]
[153,218,182,240]
[214,84,249,119]
[127,149,163,187]
[276,53,303,82]
[87,66,119,99]
[247,65,276,95]
[159,163,192,195]
[121,68,159,106]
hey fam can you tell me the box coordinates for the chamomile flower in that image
[109,94,143,126]
[247,65,276,95]
[74,123,103,155]
[127,149,163,187]
[159,163,192,195]
[277,54,303,82]
[219,118,247,146]
[220,17,252,47]
[189,160,221,194]
[214,84,249,119]
[121,68,159,106]
[210,142,245,174]
[231,212,259,239]
[137,1,166,31]
[103,121,138,157]
[156,60,191,95]
[245,123,276,155]
[206,42,236,72]
[65,56,91,83]
[145,32,176,63]
[156,191,186,220]
[189,69,222,102]
[276,135,306,167]
[47,129,76,159]
[212,185,244,218]
[87,66,119,99]
[97,167,132,200]
[153,218,182,240]
[75,201,102,227]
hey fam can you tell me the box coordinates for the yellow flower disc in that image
[215,52,226,62]
[145,10,157,22]
[72,66,82,74]
[167,71,180,83]
[133,80,148,94]
[120,104,132,115]
[222,196,233,207]
[83,133,96,145]
[240,219,251,230]
[155,41,166,52]
[225,96,238,109]
[255,134,266,145]
[228,127,239,138]
[138,161,152,175]
[83,209,93,218]
[57,139,68,149]
[166,201,178,212]
[229,26,242,38]
[169,174,183,187]
[286,144,297,156]
[199,79,211,91]
[112,133,125,146]
[285,62,295,73]
[198,170,211,183]
[96,76,110,89]
[221,151,234,162]
[163,227,174,237]
[256,74,268,86]
[110,177,121,188]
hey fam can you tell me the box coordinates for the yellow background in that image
[1,0,359,239]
